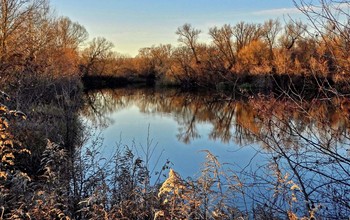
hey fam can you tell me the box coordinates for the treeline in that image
[124,19,350,92]
[82,10,350,92]
[2,1,349,94]
[2,1,350,94]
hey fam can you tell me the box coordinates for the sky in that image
[50,0,302,56]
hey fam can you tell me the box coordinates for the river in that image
[81,87,350,218]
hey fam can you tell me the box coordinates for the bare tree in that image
[0,0,47,62]
[293,0,350,76]
[279,21,307,50]
[55,16,88,50]
[209,24,236,70]
[232,21,263,53]
[262,19,282,68]
[176,23,201,64]
[81,37,114,77]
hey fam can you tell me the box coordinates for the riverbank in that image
[82,72,349,99]
[81,73,158,90]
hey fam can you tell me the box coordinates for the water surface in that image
[81,87,350,176]
[81,87,350,217]
[81,88,267,178]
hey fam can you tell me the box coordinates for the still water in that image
[81,87,350,217]
[81,87,266,178]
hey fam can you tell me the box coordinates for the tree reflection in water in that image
[82,87,350,218]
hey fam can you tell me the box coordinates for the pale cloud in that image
[273,2,350,16]
[251,7,301,16]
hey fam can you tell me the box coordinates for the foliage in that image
[0,91,31,218]
[76,136,171,220]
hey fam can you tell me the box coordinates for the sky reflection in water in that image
[81,87,350,180]
[81,87,350,216]
[82,88,265,179]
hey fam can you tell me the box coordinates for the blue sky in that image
[50,0,301,56]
